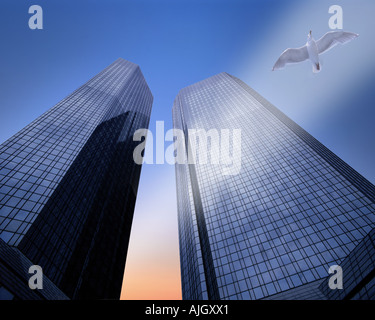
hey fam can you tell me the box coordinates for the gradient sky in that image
[1,0,374,300]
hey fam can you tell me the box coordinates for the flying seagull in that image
[272,30,359,73]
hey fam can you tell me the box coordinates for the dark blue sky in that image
[1,1,373,184]
[0,0,290,142]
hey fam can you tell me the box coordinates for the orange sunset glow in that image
[120,164,182,300]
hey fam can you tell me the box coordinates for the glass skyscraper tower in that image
[0,58,153,299]
[173,72,375,300]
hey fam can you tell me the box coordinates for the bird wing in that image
[316,31,358,54]
[272,46,309,70]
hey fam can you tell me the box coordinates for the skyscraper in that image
[173,72,375,300]
[0,58,153,299]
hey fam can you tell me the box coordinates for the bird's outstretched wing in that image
[272,46,309,71]
[316,31,358,54]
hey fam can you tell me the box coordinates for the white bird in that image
[272,30,359,73]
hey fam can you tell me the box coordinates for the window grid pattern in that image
[173,72,375,300]
[0,58,153,299]
[319,227,375,300]
[352,277,375,300]
[0,59,141,246]
[173,101,208,300]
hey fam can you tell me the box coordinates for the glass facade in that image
[319,226,375,300]
[0,58,153,299]
[173,72,375,300]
